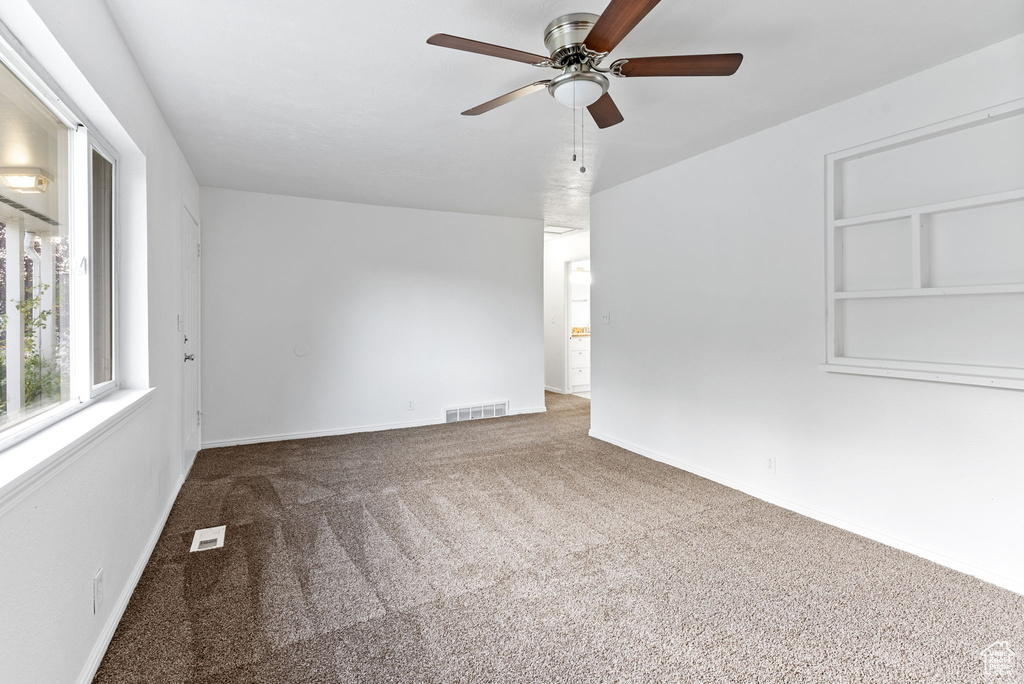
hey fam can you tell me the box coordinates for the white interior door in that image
[181,205,201,473]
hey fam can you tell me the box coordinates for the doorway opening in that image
[542,228,589,401]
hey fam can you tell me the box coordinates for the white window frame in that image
[0,30,121,451]
[87,139,119,398]
[819,97,1024,391]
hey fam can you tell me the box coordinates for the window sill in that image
[0,388,155,516]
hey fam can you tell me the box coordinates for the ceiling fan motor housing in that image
[543,12,609,108]
[544,13,601,65]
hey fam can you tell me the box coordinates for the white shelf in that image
[820,363,1024,390]
[835,283,1024,300]
[833,188,1024,228]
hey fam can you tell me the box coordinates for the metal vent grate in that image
[446,401,509,423]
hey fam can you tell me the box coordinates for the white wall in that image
[0,2,200,683]
[570,268,592,329]
[591,34,1024,594]
[200,188,544,446]
[544,231,590,392]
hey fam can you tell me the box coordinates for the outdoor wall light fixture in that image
[1,167,51,194]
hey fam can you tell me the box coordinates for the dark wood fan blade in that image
[462,81,551,116]
[427,34,550,66]
[616,53,744,77]
[584,0,662,54]
[587,93,624,129]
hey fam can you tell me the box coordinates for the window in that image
[0,52,117,444]
[91,150,113,388]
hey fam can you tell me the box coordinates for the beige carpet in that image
[94,393,1024,683]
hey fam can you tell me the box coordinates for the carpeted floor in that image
[94,393,1024,683]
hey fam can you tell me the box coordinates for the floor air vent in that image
[446,401,508,423]
[190,525,226,552]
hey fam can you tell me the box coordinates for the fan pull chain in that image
[580,111,586,174]
[572,85,577,162]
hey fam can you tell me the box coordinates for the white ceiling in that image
[102,0,1024,230]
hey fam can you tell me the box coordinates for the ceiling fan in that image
[426,0,743,129]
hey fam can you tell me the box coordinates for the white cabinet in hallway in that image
[567,259,591,394]
[570,333,591,391]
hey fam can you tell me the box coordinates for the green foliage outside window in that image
[0,283,67,417]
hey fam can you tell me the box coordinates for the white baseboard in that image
[203,417,447,449]
[203,407,548,450]
[513,406,547,415]
[544,385,567,394]
[589,429,1024,597]
[77,473,185,684]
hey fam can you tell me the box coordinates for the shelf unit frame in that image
[821,98,1024,390]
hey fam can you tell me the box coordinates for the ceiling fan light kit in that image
[426,0,743,129]
[548,69,609,109]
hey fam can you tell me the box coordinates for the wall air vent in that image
[445,401,508,423]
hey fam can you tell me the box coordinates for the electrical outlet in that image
[601,312,611,324]
[766,457,776,475]
[407,400,415,411]
[92,568,104,614]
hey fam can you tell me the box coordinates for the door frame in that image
[181,199,201,475]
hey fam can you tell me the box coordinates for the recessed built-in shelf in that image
[835,283,1024,300]
[834,188,1024,228]
[824,97,1024,390]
